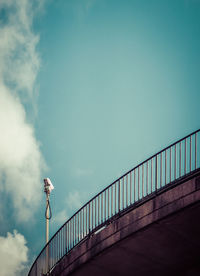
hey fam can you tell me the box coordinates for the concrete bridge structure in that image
[52,171,200,276]
[28,129,200,276]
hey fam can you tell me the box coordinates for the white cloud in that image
[66,190,82,211]
[0,0,46,222]
[53,191,82,227]
[52,209,69,226]
[0,0,41,97]
[0,230,28,276]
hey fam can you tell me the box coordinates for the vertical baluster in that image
[74,218,75,246]
[69,221,71,251]
[111,185,113,216]
[195,132,197,169]
[175,144,176,179]
[69,222,70,252]
[180,142,181,177]
[79,213,81,242]
[122,177,124,209]
[78,213,79,243]
[146,161,148,195]
[79,210,82,241]
[61,227,63,256]
[104,191,106,221]
[155,156,157,190]
[80,212,81,241]
[126,174,128,207]
[83,208,84,239]
[67,222,69,252]
[59,229,60,260]
[130,171,132,204]
[185,139,187,174]
[62,227,63,256]
[79,212,81,242]
[92,200,93,231]
[59,230,60,259]
[74,217,76,245]
[115,182,117,214]
[74,217,75,246]
[69,221,70,250]
[85,207,87,236]
[118,180,120,212]
[165,150,167,185]
[61,227,63,257]
[53,229,54,263]
[72,218,73,248]
[134,169,136,202]
[66,223,68,253]
[138,166,140,199]
[108,188,110,218]
[101,193,103,223]
[57,232,59,261]
[160,152,162,187]
[51,236,53,268]
[72,217,74,247]
[56,234,58,262]
[60,227,62,258]
[97,195,101,225]
[142,164,144,197]
[58,232,60,259]
[151,159,153,193]
[56,233,59,262]
[190,135,192,172]
[95,197,97,228]
[68,222,70,252]
[89,203,90,233]
[64,226,65,255]
[170,147,171,182]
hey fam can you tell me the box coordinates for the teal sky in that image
[35,0,200,229]
[1,0,200,273]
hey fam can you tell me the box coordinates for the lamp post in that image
[44,178,54,274]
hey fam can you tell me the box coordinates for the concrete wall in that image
[51,172,200,276]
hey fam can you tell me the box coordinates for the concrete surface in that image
[51,172,200,276]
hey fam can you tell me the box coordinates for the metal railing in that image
[28,129,200,275]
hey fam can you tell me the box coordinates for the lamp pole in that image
[45,192,50,244]
[44,178,54,274]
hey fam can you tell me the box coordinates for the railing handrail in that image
[28,128,200,275]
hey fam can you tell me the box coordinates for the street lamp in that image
[44,178,54,274]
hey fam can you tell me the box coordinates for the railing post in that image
[130,172,132,204]
[195,132,197,169]
[89,203,91,233]
[155,156,157,191]
[118,180,120,212]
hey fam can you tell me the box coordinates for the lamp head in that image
[44,178,54,195]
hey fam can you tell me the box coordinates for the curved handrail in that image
[28,129,200,275]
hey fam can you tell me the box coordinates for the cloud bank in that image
[0,230,28,276]
[0,0,45,222]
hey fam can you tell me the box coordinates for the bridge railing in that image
[28,129,200,275]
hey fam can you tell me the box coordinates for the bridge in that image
[28,129,200,276]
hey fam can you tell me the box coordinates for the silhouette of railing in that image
[28,129,200,276]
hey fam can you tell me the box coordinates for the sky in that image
[0,0,200,275]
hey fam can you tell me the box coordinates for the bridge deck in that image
[52,171,200,276]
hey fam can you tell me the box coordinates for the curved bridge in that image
[29,129,200,276]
